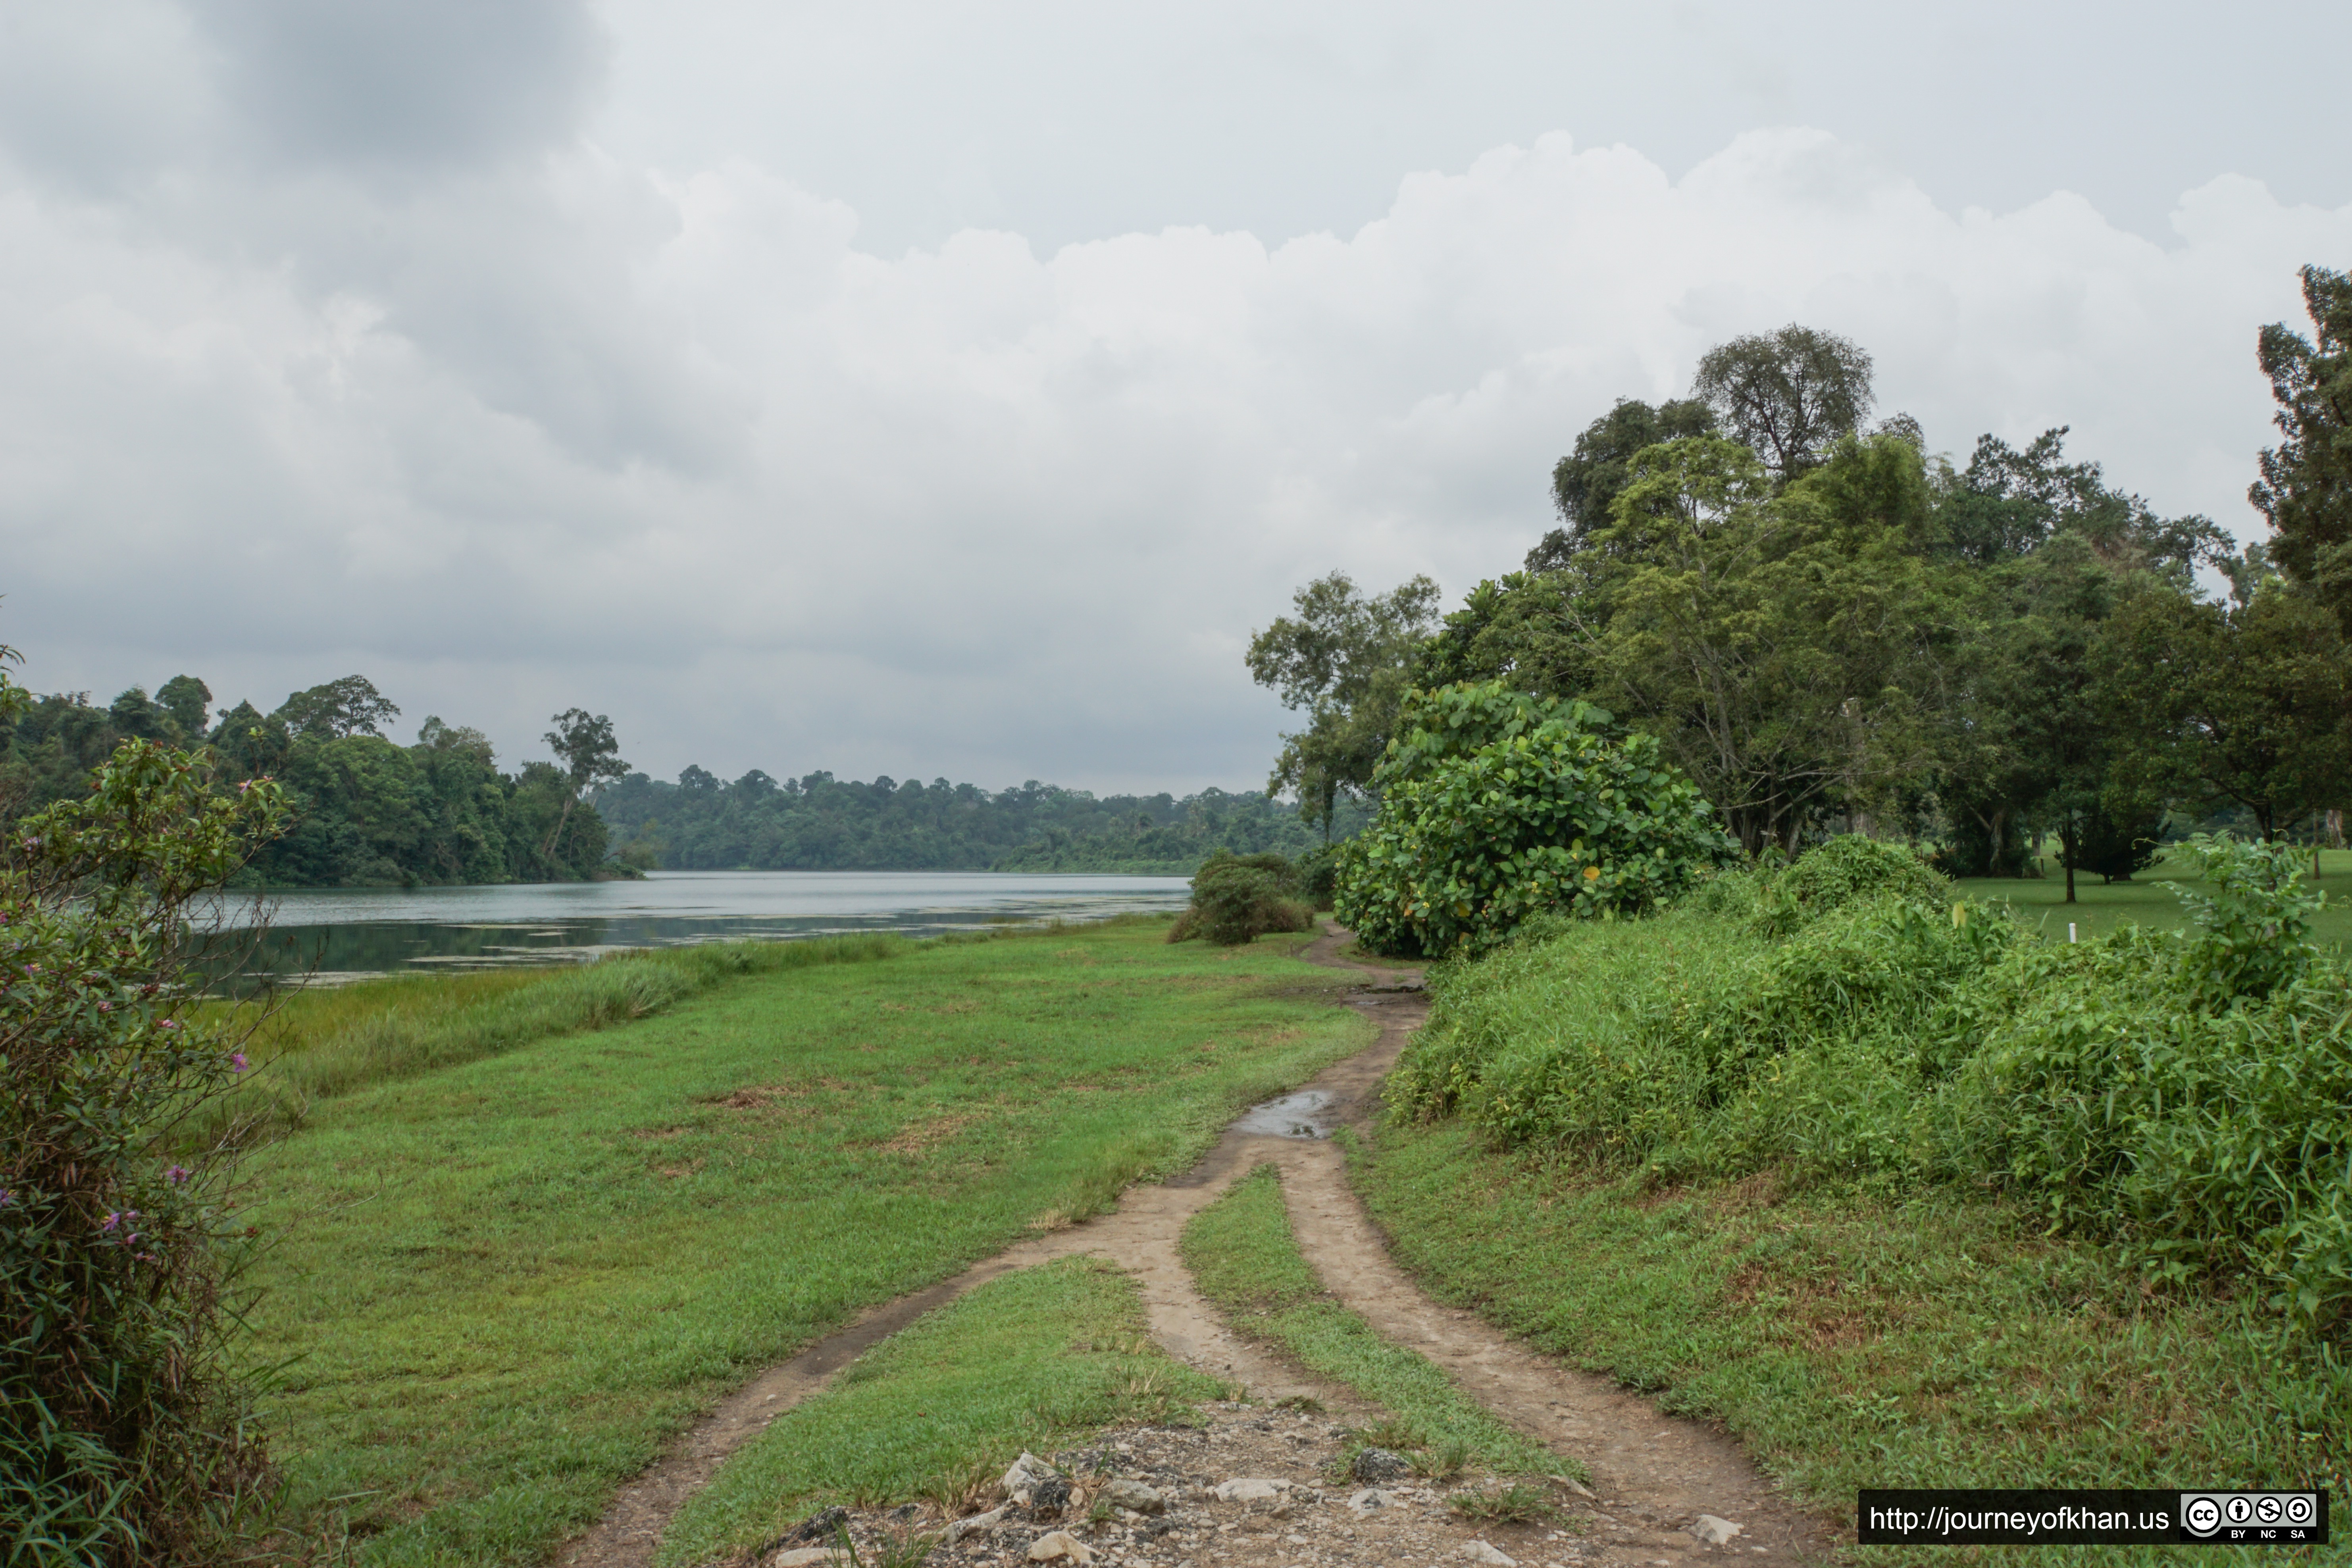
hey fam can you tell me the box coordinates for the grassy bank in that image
[1357,837,2349,1562]
[1354,1124,2339,1563]
[193,935,907,1143]
[657,1256,1223,1566]
[238,920,1366,1566]
[1180,1165,1570,1482]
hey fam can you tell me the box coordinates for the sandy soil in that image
[559,927,1839,1568]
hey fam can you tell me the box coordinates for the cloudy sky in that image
[4,1,2348,795]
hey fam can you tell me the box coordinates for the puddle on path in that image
[1228,1088,1337,1139]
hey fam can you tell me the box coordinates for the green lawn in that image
[1351,1120,2348,1567]
[239,920,1368,1566]
[1953,846,2352,948]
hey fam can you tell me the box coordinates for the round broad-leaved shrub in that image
[1332,682,1733,957]
[1166,851,1315,946]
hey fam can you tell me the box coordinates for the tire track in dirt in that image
[558,934,1401,1567]
[562,926,1838,1566]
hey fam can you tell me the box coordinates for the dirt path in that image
[561,926,1838,1567]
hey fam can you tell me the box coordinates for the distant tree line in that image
[1254,266,2352,902]
[2,661,1353,885]
[0,673,618,887]
[595,769,1361,875]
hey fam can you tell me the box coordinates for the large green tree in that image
[1529,396,1717,569]
[2099,580,2352,844]
[1587,433,1961,854]
[541,708,629,860]
[2251,265,2352,635]
[1244,571,1440,835]
[273,674,400,742]
[1690,324,1875,483]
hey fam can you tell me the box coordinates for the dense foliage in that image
[1,674,615,887]
[2253,265,2352,638]
[2,693,289,1563]
[1243,572,1442,835]
[1396,835,2352,1337]
[1334,681,1731,956]
[1164,851,1314,946]
[596,770,1356,874]
[1261,279,2352,893]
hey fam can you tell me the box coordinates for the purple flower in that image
[100,1212,121,1232]
[0,1189,13,1208]
[229,1052,247,1072]
[97,1000,112,1012]
[159,1018,179,1030]
[165,1165,190,1185]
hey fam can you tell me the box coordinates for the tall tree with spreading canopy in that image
[1245,572,1440,837]
[1690,325,1875,483]
[1528,396,1717,569]
[2099,580,2352,846]
[272,675,400,742]
[2252,264,2352,636]
[1587,433,1959,854]
[541,708,629,859]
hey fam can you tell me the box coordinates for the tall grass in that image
[1395,836,2352,1337]
[191,936,906,1144]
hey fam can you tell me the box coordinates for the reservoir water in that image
[202,870,1193,984]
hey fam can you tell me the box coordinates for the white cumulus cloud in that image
[3,110,2347,792]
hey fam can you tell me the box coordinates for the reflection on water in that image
[199,870,1192,985]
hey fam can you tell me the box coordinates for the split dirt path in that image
[560,927,1837,1568]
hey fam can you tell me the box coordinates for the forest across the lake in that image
[0,675,1361,886]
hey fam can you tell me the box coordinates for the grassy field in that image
[656,1256,1223,1566]
[1953,845,2352,947]
[1351,1122,2346,1566]
[236,919,1368,1566]
[1181,1164,1571,1482]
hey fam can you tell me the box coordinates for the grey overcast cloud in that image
[3,0,2348,794]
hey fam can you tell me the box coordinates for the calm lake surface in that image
[202,870,1193,983]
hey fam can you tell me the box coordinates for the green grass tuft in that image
[1179,1164,1576,1481]
[658,1257,1222,1566]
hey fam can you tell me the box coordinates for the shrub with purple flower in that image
[1,706,289,1564]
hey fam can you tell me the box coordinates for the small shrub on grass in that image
[1294,843,1345,912]
[2,736,290,1566]
[1166,851,1313,946]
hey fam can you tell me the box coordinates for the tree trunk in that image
[541,795,575,863]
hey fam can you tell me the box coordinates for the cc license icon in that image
[2227,1495,2254,1525]
[2183,1496,2223,1536]
[2286,1495,2316,1526]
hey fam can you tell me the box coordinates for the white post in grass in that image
[2069,922,2077,943]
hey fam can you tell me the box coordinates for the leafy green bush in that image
[1166,851,1313,946]
[2,738,290,1565]
[1293,842,1344,912]
[1333,682,1732,957]
[1750,834,1949,936]
[1398,831,2352,1334]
